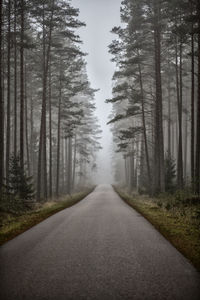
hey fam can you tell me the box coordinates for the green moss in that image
[114,187,200,272]
[0,188,94,246]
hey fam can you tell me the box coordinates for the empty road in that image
[0,184,200,300]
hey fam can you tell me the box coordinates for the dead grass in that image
[114,187,200,272]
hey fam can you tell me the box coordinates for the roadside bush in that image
[0,193,26,214]
[174,190,187,204]
[138,187,148,195]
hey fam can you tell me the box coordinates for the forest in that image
[108,0,200,197]
[0,0,102,213]
[0,0,200,298]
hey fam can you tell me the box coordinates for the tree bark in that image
[67,136,72,195]
[167,56,171,156]
[191,16,195,188]
[129,154,135,192]
[138,61,152,191]
[48,58,52,198]
[56,72,62,197]
[30,85,34,177]
[153,0,165,193]
[61,135,65,192]
[72,133,77,191]
[0,0,4,191]
[6,0,11,182]
[14,0,17,157]
[171,121,175,159]
[195,3,200,194]
[37,1,54,201]
[65,137,68,193]
[20,0,24,169]
[184,112,188,180]
[24,62,30,175]
[124,155,128,185]
[177,35,183,188]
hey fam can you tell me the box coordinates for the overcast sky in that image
[71,0,122,183]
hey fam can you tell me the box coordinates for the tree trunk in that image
[129,154,135,192]
[153,0,165,193]
[14,0,17,157]
[56,73,62,197]
[30,85,34,177]
[191,23,195,189]
[37,5,46,200]
[135,138,140,190]
[177,36,183,188]
[184,112,188,180]
[0,0,4,191]
[24,62,30,175]
[66,139,69,188]
[67,136,72,195]
[167,56,171,156]
[126,154,130,187]
[37,1,54,201]
[20,0,24,169]
[48,59,52,198]
[138,61,151,191]
[195,3,200,194]
[61,135,65,193]
[124,156,128,185]
[171,121,175,159]
[6,0,11,182]
[72,134,77,191]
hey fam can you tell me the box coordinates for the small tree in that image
[165,152,176,193]
[5,155,35,207]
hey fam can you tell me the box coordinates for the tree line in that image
[107,0,200,195]
[0,0,101,208]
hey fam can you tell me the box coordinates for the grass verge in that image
[0,188,94,246]
[114,186,200,272]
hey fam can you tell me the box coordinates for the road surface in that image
[0,184,200,300]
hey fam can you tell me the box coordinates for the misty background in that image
[71,0,122,184]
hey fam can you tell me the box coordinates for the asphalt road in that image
[0,184,200,300]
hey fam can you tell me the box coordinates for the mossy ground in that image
[115,187,200,272]
[0,188,94,246]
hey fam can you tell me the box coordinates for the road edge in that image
[0,187,95,246]
[114,186,200,272]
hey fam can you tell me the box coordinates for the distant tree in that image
[107,0,160,193]
[165,152,176,193]
[36,0,55,201]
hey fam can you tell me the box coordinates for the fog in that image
[71,0,122,184]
